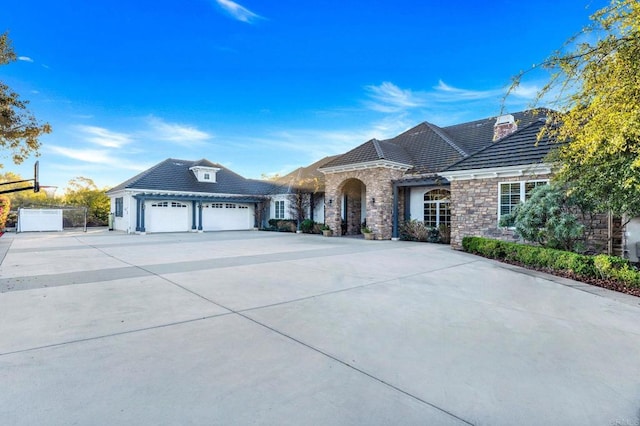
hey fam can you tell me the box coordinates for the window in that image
[275,200,285,219]
[499,180,548,221]
[151,201,168,207]
[225,203,236,209]
[171,202,187,208]
[423,189,451,228]
[115,197,123,217]
[204,173,210,180]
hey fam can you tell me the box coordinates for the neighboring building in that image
[106,159,276,233]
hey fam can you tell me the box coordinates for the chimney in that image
[493,114,517,141]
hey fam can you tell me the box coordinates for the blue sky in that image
[1,0,608,192]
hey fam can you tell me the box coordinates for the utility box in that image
[17,208,63,232]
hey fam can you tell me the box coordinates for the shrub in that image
[0,196,10,230]
[400,220,448,243]
[400,220,430,242]
[300,219,315,233]
[499,184,585,252]
[462,236,638,289]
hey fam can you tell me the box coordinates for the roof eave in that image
[441,163,553,181]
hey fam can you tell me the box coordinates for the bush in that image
[300,219,315,233]
[462,236,637,288]
[400,220,448,244]
[266,219,297,232]
[499,184,585,252]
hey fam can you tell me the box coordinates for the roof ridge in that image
[424,122,467,157]
[371,138,384,159]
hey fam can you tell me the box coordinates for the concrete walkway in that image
[1,230,639,425]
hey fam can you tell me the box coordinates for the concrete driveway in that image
[0,230,639,426]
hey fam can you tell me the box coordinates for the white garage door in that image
[146,201,190,233]
[202,202,253,231]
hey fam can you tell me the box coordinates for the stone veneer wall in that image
[450,173,614,253]
[449,174,552,249]
[324,167,406,240]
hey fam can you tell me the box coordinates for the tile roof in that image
[107,158,278,195]
[444,119,555,171]
[320,109,551,174]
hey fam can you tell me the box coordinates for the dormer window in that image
[190,165,220,183]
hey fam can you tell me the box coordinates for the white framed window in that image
[151,201,168,207]
[423,189,450,228]
[498,180,548,222]
[115,197,123,217]
[171,202,187,208]
[204,173,210,180]
[225,203,236,209]
[275,200,285,219]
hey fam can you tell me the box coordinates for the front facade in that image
[107,109,622,255]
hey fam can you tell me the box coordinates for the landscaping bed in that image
[462,236,640,298]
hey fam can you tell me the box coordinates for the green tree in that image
[0,32,51,166]
[0,171,60,208]
[0,195,10,230]
[500,184,586,252]
[508,0,640,220]
[64,177,110,225]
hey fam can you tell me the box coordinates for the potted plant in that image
[320,224,332,237]
[361,226,374,240]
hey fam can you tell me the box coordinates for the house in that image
[318,110,546,241]
[107,109,618,254]
[106,159,277,233]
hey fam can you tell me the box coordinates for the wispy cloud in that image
[364,82,427,113]
[47,146,144,171]
[144,116,212,145]
[18,56,33,63]
[432,80,503,101]
[214,0,263,23]
[75,125,133,148]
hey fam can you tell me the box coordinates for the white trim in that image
[441,163,552,181]
[122,188,259,198]
[320,160,411,174]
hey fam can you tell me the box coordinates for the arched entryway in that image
[338,178,366,235]
[423,189,451,228]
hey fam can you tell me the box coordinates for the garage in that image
[145,200,190,233]
[202,202,253,231]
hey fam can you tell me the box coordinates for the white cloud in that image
[144,116,212,145]
[214,0,263,23]
[47,145,146,171]
[364,82,427,113]
[432,80,504,101]
[18,56,33,63]
[75,125,133,148]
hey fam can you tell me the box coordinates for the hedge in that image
[462,236,640,289]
